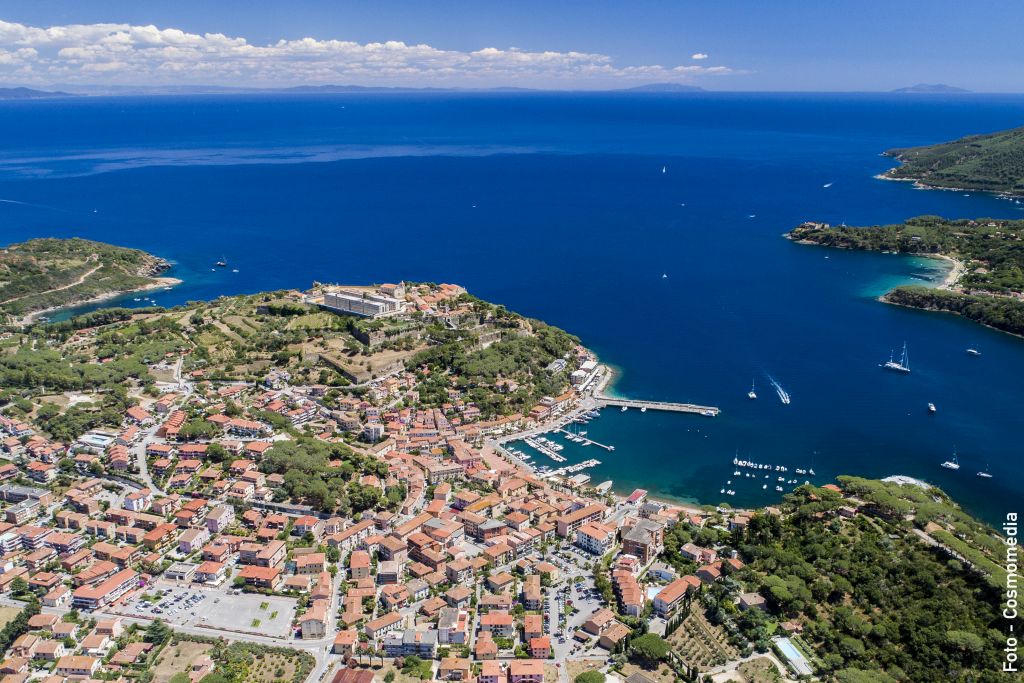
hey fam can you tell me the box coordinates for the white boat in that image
[720,488,725,494]
[966,348,981,357]
[775,486,783,492]
[940,450,960,471]
[661,273,668,279]
[881,342,911,373]
[808,468,815,476]
[823,182,833,188]
[748,379,757,400]
[762,484,767,489]
[928,402,936,413]
[977,466,992,479]
[662,166,667,174]
[640,407,647,413]
[620,406,628,412]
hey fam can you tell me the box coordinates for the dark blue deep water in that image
[1,92,1022,525]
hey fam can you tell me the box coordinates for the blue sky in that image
[1,1,1022,91]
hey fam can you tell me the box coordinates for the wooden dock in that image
[595,396,720,416]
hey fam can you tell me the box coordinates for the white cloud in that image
[0,19,733,87]
[691,53,709,60]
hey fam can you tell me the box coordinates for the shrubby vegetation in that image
[884,125,1024,193]
[412,317,579,416]
[0,237,169,319]
[260,438,391,514]
[727,481,1020,682]
[790,216,1024,336]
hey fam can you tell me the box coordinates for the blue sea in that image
[1,92,1022,525]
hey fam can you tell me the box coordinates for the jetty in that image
[595,396,720,417]
[556,428,615,451]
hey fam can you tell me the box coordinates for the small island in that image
[0,237,179,324]
[881,123,1024,193]
[788,216,1024,336]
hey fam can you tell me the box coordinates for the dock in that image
[556,428,615,451]
[595,396,720,416]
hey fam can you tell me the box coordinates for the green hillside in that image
[0,237,171,321]
[884,125,1024,193]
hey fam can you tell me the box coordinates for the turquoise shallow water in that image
[1,92,1022,525]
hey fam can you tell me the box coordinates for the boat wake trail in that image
[766,374,791,405]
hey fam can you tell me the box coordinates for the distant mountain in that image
[891,83,971,94]
[0,87,74,100]
[883,124,1024,193]
[620,83,705,93]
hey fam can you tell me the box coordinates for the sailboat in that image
[747,379,757,400]
[215,257,227,267]
[940,449,960,471]
[927,402,936,414]
[881,342,911,373]
[662,166,667,174]
[977,465,993,479]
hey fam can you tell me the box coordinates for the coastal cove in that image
[2,92,1024,525]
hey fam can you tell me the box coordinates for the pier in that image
[556,428,615,451]
[595,396,720,416]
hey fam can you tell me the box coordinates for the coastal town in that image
[0,274,1014,683]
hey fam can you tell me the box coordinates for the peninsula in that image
[789,216,1024,336]
[0,242,1016,682]
[0,237,179,324]
[882,123,1024,193]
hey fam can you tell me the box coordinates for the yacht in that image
[775,486,783,492]
[747,379,757,400]
[940,451,960,471]
[966,348,981,357]
[881,342,911,373]
[215,257,227,267]
[620,406,628,412]
[977,466,993,479]
[928,402,936,414]
[640,407,647,413]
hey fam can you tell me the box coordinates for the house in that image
[348,550,371,580]
[438,657,472,681]
[295,552,326,576]
[365,612,404,640]
[582,608,616,636]
[332,630,358,657]
[71,569,139,610]
[300,600,329,639]
[575,522,616,556]
[479,660,504,683]
[508,660,545,683]
[738,592,768,612]
[598,621,631,651]
[479,611,515,638]
[194,561,227,585]
[653,576,700,617]
[54,655,100,679]
[528,636,551,659]
[237,565,282,590]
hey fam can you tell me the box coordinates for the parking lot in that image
[122,581,297,638]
